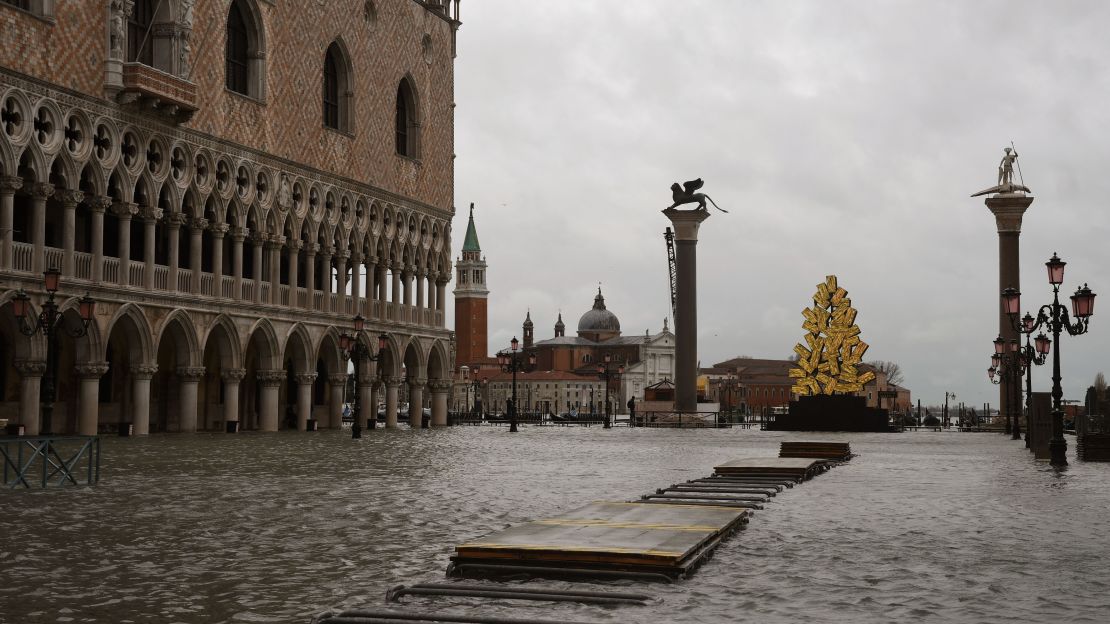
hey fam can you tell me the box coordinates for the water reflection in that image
[2,428,1108,623]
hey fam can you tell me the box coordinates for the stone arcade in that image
[0,1,462,434]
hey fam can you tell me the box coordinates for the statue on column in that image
[666,178,727,213]
[109,0,132,59]
[971,147,1031,196]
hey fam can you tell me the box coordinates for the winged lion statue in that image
[666,178,727,213]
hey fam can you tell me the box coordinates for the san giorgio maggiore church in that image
[453,207,675,416]
[0,0,463,434]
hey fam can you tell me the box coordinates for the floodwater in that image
[2,427,1109,623]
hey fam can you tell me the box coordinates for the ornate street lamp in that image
[1001,252,1097,466]
[597,353,625,429]
[12,267,96,435]
[338,314,388,439]
[988,335,1025,438]
[496,336,535,433]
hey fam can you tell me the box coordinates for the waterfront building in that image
[0,0,461,434]
[484,370,604,416]
[711,357,909,414]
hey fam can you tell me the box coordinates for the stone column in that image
[295,372,316,431]
[367,256,380,318]
[31,182,54,274]
[221,368,246,432]
[319,246,334,313]
[15,361,46,436]
[359,376,375,430]
[251,232,265,304]
[257,369,284,431]
[166,212,185,291]
[985,191,1033,437]
[391,263,401,305]
[426,272,437,316]
[384,376,400,428]
[329,374,348,429]
[429,379,451,426]
[189,217,208,294]
[57,189,83,277]
[304,243,318,310]
[268,237,284,305]
[436,276,448,315]
[402,267,414,307]
[409,377,426,428]
[176,366,206,432]
[286,240,301,307]
[0,176,22,269]
[75,362,109,436]
[113,202,137,286]
[416,270,426,312]
[350,252,362,315]
[376,261,387,308]
[140,205,163,291]
[210,223,228,296]
[231,227,246,299]
[335,250,349,314]
[88,197,109,283]
[663,208,711,412]
[131,364,158,435]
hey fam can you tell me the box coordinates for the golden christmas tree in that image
[789,275,876,395]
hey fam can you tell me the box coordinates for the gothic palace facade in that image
[0,0,461,434]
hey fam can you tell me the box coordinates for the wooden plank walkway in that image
[713,457,829,480]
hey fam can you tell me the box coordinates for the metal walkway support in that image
[1,435,101,488]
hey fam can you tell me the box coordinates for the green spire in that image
[462,202,481,252]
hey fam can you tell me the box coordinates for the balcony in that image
[118,63,198,124]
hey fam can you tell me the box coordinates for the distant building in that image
[711,357,910,414]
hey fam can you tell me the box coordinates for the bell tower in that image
[454,203,488,366]
[523,310,534,348]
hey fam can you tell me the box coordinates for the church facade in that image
[0,1,461,434]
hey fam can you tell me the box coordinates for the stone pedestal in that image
[662,208,710,412]
[985,193,1032,435]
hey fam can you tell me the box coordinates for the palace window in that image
[128,0,155,65]
[395,78,419,157]
[2,0,55,19]
[226,2,250,93]
[322,41,351,132]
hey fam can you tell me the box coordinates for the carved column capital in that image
[139,205,163,222]
[383,375,402,388]
[75,362,111,379]
[165,211,187,228]
[230,226,247,241]
[335,249,350,261]
[294,372,318,386]
[266,235,286,250]
[88,196,113,213]
[111,201,139,219]
[221,368,247,383]
[176,366,207,381]
[305,243,320,255]
[408,376,427,389]
[132,364,158,380]
[257,369,285,386]
[31,183,56,200]
[286,239,303,252]
[321,245,335,257]
[209,222,229,237]
[328,373,349,386]
[55,189,86,207]
[367,255,379,265]
[190,217,209,232]
[428,379,453,392]
[14,360,47,377]
[248,230,267,245]
[0,176,24,194]
[436,275,450,287]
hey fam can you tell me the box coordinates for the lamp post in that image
[1000,252,1096,466]
[988,337,1025,439]
[11,267,96,435]
[943,392,956,428]
[597,353,625,429]
[338,314,388,439]
[1016,313,1051,448]
[496,336,535,433]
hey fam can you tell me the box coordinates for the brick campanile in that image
[454,203,489,366]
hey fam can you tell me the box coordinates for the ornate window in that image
[322,41,351,132]
[127,0,155,65]
[395,78,419,157]
[1,0,53,17]
[226,2,250,93]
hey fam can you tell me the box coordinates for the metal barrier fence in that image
[1,436,101,489]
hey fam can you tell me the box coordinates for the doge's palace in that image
[0,0,461,434]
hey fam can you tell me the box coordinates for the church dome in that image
[577,289,621,334]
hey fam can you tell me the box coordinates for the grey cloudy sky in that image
[447,0,1110,408]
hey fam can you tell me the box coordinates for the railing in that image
[154,265,168,290]
[13,241,32,272]
[44,247,63,270]
[74,251,92,280]
[177,271,191,292]
[435,310,444,327]
[102,257,119,283]
[220,276,234,299]
[1,435,100,488]
[279,285,290,307]
[200,273,213,296]
[260,282,270,301]
[241,280,254,301]
[128,262,144,287]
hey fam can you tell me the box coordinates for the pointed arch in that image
[323,39,354,132]
[104,303,155,365]
[202,313,243,370]
[225,0,267,100]
[155,309,202,369]
[245,317,280,370]
[427,339,450,381]
[396,74,421,158]
[283,323,314,374]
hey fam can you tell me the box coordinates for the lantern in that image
[1035,332,1051,355]
[43,266,61,293]
[993,336,1005,355]
[353,314,366,333]
[1046,253,1065,286]
[1071,283,1096,318]
[1000,287,1021,317]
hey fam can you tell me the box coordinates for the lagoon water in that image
[2,427,1109,623]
